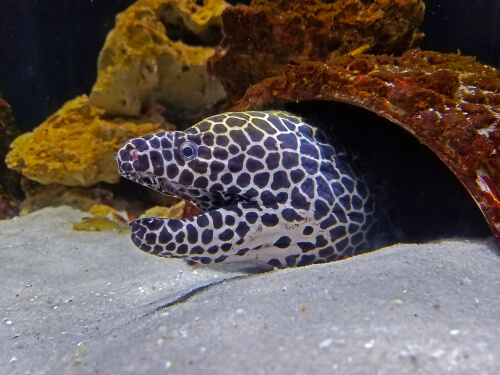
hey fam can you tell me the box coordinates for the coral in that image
[208,0,425,103]
[73,204,129,233]
[232,50,500,243]
[6,95,173,186]
[89,0,228,123]
[0,93,23,218]
[140,200,185,219]
[72,197,188,232]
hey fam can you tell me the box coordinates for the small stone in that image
[319,338,333,349]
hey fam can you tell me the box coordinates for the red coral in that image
[209,0,424,103]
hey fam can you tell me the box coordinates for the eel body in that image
[116,111,380,268]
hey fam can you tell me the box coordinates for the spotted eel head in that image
[117,111,328,212]
[117,111,379,268]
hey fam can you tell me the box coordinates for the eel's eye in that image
[179,141,198,160]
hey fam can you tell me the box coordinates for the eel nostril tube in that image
[129,148,138,161]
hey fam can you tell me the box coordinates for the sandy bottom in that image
[1,206,499,374]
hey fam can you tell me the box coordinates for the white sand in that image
[1,206,499,374]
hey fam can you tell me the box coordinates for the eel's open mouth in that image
[115,110,393,268]
[126,171,252,214]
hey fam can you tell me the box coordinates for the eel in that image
[116,111,380,268]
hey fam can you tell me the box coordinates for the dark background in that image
[0,0,499,132]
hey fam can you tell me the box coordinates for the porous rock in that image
[89,0,228,121]
[233,50,500,243]
[0,93,23,218]
[209,0,425,103]
[6,95,172,186]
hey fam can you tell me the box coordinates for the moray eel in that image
[116,111,380,268]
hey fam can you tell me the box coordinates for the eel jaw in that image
[122,171,249,213]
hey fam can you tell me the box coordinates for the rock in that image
[89,0,228,123]
[72,204,130,233]
[0,92,23,219]
[232,50,500,244]
[18,183,116,215]
[5,95,173,186]
[140,200,185,220]
[208,0,425,103]
[1,205,499,374]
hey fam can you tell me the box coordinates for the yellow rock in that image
[88,203,122,218]
[73,217,127,232]
[140,200,185,220]
[72,202,185,232]
[6,95,173,186]
[73,204,129,233]
[89,0,228,117]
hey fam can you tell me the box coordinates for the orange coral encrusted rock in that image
[89,0,228,120]
[6,95,173,186]
[232,50,500,243]
[208,0,425,103]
